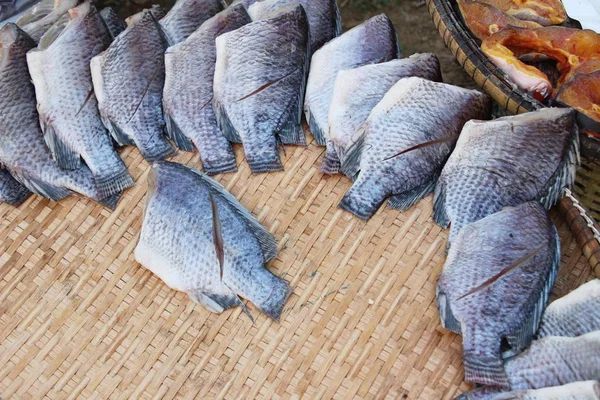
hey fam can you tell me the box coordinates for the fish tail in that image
[94,165,135,200]
[321,143,341,174]
[251,272,291,322]
[339,178,388,220]
[202,157,238,176]
[245,144,284,174]
[137,136,178,163]
[98,191,123,210]
[462,328,509,388]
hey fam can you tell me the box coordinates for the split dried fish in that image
[19,0,78,42]
[159,0,224,45]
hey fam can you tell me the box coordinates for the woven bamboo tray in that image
[0,134,597,399]
[426,0,600,275]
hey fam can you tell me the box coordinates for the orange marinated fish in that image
[475,0,567,25]
[482,27,600,99]
[557,70,600,125]
[457,0,541,41]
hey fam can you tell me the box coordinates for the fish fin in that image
[213,98,242,143]
[433,180,450,229]
[138,137,177,162]
[12,172,70,202]
[0,171,32,206]
[182,164,278,261]
[164,111,195,152]
[436,289,461,334]
[209,192,225,278]
[387,179,436,211]
[98,191,123,210]
[339,123,367,179]
[102,116,135,146]
[333,0,342,37]
[42,124,81,170]
[339,180,386,221]
[189,290,240,313]
[305,107,327,146]
[462,327,509,388]
[94,168,135,200]
[246,153,284,174]
[505,226,560,355]
[321,143,341,174]
[538,128,580,209]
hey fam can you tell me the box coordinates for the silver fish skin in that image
[248,0,341,53]
[230,0,258,7]
[437,202,560,388]
[99,7,125,40]
[91,6,177,163]
[456,381,600,400]
[163,4,250,174]
[304,13,400,146]
[19,0,79,42]
[339,77,490,220]
[135,161,290,320]
[0,169,31,206]
[1,0,45,22]
[538,279,600,338]
[213,5,310,173]
[159,0,225,45]
[434,108,580,244]
[0,23,121,208]
[323,53,442,175]
[27,2,133,199]
[14,0,54,26]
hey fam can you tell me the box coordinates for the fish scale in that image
[0,169,31,206]
[158,0,225,46]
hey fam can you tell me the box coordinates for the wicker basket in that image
[426,0,600,276]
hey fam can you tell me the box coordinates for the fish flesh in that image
[159,0,224,45]
[91,6,177,163]
[457,0,542,41]
[339,77,490,220]
[135,161,290,320]
[213,5,310,173]
[437,202,559,388]
[474,0,567,25]
[323,53,442,175]
[557,69,600,124]
[19,0,78,42]
[248,0,341,53]
[0,23,121,208]
[27,1,133,198]
[0,169,31,206]
[538,279,600,337]
[457,381,600,400]
[99,7,125,39]
[482,27,600,100]
[163,4,250,174]
[304,13,399,145]
[434,108,579,243]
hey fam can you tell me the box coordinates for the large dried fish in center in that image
[135,161,291,320]
[27,1,133,198]
[163,4,251,175]
[304,13,399,145]
[247,0,341,53]
[537,279,600,338]
[434,108,579,243]
[323,53,442,175]
[91,6,177,163]
[159,0,225,45]
[1,23,121,208]
[213,5,310,173]
[437,202,560,388]
[340,77,490,220]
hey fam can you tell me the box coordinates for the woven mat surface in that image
[0,135,595,399]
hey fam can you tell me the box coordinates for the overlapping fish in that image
[91,5,177,162]
[0,23,121,208]
[247,0,340,53]
[0,169,31,206]
[437,202,559,388]
[304,13,400,145]
[557,69,600,125]
[163,4,251,174]
[323,53,442,174]
[457,381,600,400]
[434,108,579,243]
[159,0,224,45]
[213,5,310,173]
[27,1,133,198]
[99,7,125,39]
[340,77,490,220]
[135,161,290,320]
[538,279,600,338]
[18,0,78,42]
[471,0,567,26]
